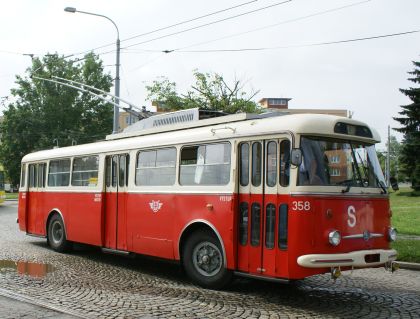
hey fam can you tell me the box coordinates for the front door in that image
[237,139,290,277]
[104,154,129,250]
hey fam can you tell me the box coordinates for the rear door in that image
[104,154,129,250]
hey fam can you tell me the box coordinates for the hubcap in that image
[192,241,222,277]
[51,220,63,245]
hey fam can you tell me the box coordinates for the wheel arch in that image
[178,219,227,268]
[45,208,67,237]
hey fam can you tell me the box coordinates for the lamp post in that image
[64,7,120,134]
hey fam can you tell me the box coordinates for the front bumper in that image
[297,249,397,268]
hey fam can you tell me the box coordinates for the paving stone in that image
[0,202,419,318]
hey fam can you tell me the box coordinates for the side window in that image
[280,140,291,187]
[29,164,37,188]
[136,148,176,186]
[180,143,231,186]
[37,163,46,188]
[119,155,129,187]
[266,141,277,187]
[71,156,99,187]
[252,142,262,187]
[20,164,26,188]
[105,157,111,187]
[48,159,70,187]
[239,143,249,187]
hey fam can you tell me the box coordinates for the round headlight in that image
[388,227,397,242]
[328,230,341,246]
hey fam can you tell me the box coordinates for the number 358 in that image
[292,201,311,211]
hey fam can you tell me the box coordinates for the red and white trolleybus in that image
[18,112,397,288]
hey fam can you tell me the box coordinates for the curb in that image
[396,261,420,271]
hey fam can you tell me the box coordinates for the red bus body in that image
[18,113,397,284]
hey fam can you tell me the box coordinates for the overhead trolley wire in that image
[63,0,260,59]
[121,0,292,50]
[172,29,420,53]
[171,0,373,52]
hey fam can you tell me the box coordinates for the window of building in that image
[136,148,176,186]
[71,156,99,187]
[48,159,71,187]
[330,155,340,163]
[180,143,231,185]
[330,168,340,176]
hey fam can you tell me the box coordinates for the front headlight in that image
[388,227,397,242]
[328,230,341,246]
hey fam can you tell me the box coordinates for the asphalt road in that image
[0,201,419,319]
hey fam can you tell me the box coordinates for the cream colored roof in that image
[22,113,381,163]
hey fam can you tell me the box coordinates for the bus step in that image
[101,247,131,256]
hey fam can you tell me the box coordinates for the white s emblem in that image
[347,205,356,228]
[149,200,163,213]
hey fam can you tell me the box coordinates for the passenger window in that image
[136,148,176,186]
[266,141,277,187]
[48,159,71,187]
[278,204,288,249]
[239,202,249,246]
[71,156,99,187]
[251,142,262,187]
[280,140,291,187]
[180,143,230,186]
[119,155,129,187]
[265,204,276,249]
[37,163,46,188]
[29,164,37,188]
[20,164,26,188]
[239,143,249,187]
[105,157,111,187]
[112,156,118,187]
[250,203,261,246]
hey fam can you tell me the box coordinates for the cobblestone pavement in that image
[1,201,419,319]
[0,294,77,319]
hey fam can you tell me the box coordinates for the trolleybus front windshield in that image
[298,136,386,190]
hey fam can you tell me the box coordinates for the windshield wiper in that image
[342,184,351,193]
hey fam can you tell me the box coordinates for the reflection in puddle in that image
[0,260,55,278]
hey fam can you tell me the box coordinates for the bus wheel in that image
[47,214,71,253]
[182,230,232,289]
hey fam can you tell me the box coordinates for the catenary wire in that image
[167,29,420,53]
[63,0,259,59]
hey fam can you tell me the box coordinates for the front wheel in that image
[182,230,232,289]
[47,214,71,253]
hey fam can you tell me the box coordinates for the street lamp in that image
[64,7,120,134]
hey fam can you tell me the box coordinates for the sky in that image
[0,0,419,149]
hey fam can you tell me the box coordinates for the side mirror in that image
[291,148,302,166]
[390,177,399,191]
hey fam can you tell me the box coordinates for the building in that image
[258,97,350,118]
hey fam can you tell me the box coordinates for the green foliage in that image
[0,53,113,185]
[146,70,260,114]
[394,61,420,191]
[377,136,407,182]
[390,187,420,236]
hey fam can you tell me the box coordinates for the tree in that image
[0,53,113,186]
[377,135,407,182]
[394,60,420,191]
[146,70,260,114]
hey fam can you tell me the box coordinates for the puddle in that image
[0,260,55,278]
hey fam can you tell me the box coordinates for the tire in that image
[47,214,71,253]
[182,230,232,289]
